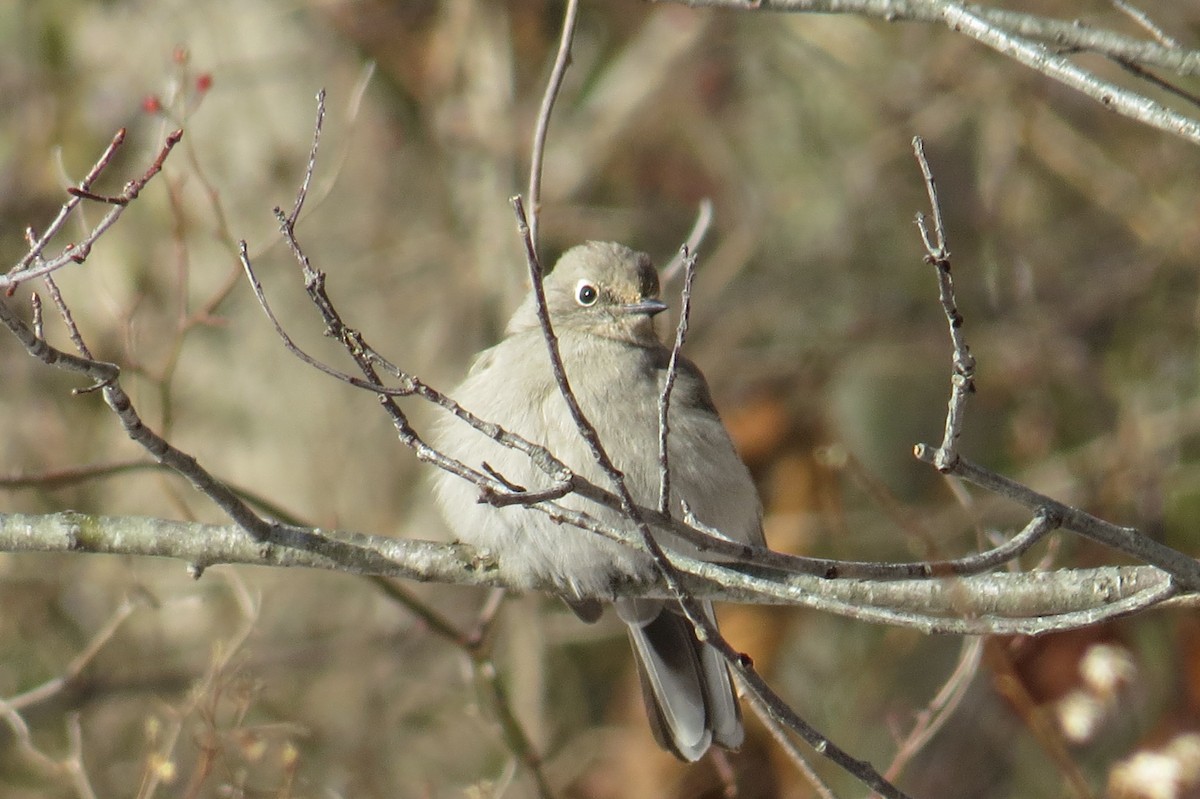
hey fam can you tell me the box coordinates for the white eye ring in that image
[575,280,599,307]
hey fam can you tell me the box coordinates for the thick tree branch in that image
[914,447,1200,591]
[939,3,1200,145]
[0,511,1184,634]
[656,1,1200,75]
[655,0,1200,146]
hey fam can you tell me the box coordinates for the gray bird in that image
[432,241,764,761]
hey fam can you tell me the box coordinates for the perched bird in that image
[432,241,764,761]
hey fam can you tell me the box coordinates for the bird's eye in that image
[575,280,599,307]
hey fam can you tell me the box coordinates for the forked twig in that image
[13,129,127,273]
[370,579,556,798]
[0,130,273,553]
[909,137,1198,594]
[0,594,142,796]
[884,637,984,782]
[912,136,973,472]
[3,129,183,292]
[913,447,1198,591]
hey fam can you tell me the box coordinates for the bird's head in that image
[509,241,667,346]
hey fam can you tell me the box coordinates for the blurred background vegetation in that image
[2,1,1200,797]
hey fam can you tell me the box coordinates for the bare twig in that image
[5,597,142,711]
[908,136,1200,595]
[675,476,1060,581]
[11,129,127,274]
[661,199,714,283]
[0,596,143,796]
[0,291,274,545]
[652,0,1200,146]
[527,0,581,253]
[1,135,270,547]
[368,579,555,797]
[744,689,838,799]
[1111,0,1179,49]
[238,239,575,509]
[658,245,698,514]
[937,2,1200,145]
[914,448,1200,591]
[1112,57,1200,110]
[726,643,916,798]
[29,291,43,338]
[288,89,325,228]
[884,637,983,782]
[912,136,975,472]
[3,129,183,292]
[66,186,129,206]
[246,225,572,509]
[42,274,93,360]
[64,712,98,799]
[246,94,578,517]
[476,659,558,799]
[0,694,59,776]
[262,215,533,516]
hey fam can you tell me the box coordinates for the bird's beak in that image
[621,298,669,316]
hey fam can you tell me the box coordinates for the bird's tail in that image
[618,598,743,762]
